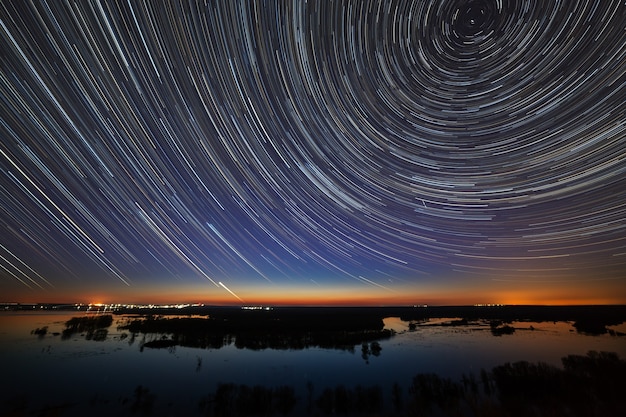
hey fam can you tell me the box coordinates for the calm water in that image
[1,311,625,416]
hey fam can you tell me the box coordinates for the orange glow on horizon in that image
[8,290,625,307]
[4,275,625,306]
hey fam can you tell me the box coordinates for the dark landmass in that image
[114,304,626,334]
[113,304,626,324]
[7,302,626,326]
[395,305,626,333]
[489,321,516,336]
[30,326,48,337]
[62,315,113,340]
[110,305,625,352]
[118,312,393,351]
[21,305,626,345]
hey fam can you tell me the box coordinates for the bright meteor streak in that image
[219,281,244,303]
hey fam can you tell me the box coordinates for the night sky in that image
[1,1,625,306]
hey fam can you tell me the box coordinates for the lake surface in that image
[1,310,625,416]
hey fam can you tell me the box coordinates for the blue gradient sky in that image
[1,1,625,305]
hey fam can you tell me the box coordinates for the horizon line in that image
[2,301,625,308]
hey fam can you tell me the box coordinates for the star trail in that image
[1,1,625,305]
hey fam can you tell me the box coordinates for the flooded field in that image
[1,307,625,416]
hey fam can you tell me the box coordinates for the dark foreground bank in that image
[3,350,624,417]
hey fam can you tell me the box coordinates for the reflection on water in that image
[608,321,626,334]
[1,311,625,416]
[382,316,409,333]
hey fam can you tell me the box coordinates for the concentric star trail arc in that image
[1,0,625,304]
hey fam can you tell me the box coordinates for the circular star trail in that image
[1,1,625,303]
